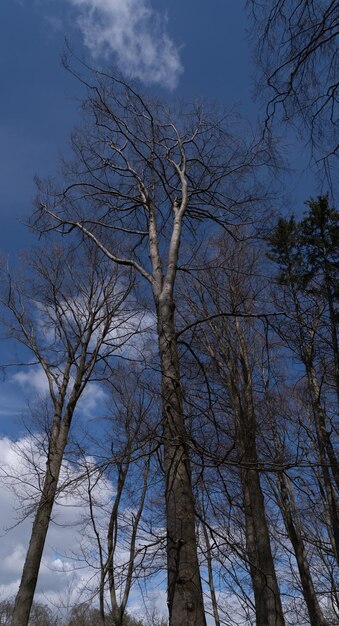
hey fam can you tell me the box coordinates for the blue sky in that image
[0,0,258,432]
[0,0,319,256]
[0,0,325,615]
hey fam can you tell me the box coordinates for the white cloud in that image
[68,0,183,89]
[12,366,108,418]
[0,436,113,603]
[0,435,166,618]
[12,368,49,396]
[110,309,157,361]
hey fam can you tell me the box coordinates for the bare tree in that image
[36,64,268,626]
[179,231,285,625]
[261,390,328,626]
[0,599,60,626]
[266,211,339,562]
[76,368,159,626]
[1,244,133,626]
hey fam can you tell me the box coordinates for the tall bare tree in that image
[267,208,339,562]
[2,244,133,626]
[77,367,159,626]
[36,65,268,625]
[262,390,328,626]
[178,231,285,625]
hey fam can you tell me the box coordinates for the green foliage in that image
[267,194,339,302]
[266,215,303,286]
[300,195,339,299]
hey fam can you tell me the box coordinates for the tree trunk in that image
[239,439,285,626]
[157,295,206,626]
[107,466,128,623]
[202,523,220,626]
[204,314,285,625]
[275,472,326,626]
[11,421,68,626]
[230,322,285,626]
[307,364,339,492]
[306,364,339,562]
[112,606,123,626]
[322,232,339,406]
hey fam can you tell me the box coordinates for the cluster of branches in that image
[0,64,337,626]
[247,0,338,170]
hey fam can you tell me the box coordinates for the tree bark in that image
[157,295,206,626]
[11,420,68,626]
[202,523,221,626]
[306,363,339,563]
[307,364,339,492]
[238,429,285,626]
[201,302,285,624]
[285,275,339,563]
[275,472,326,626]
[231,321,285,626]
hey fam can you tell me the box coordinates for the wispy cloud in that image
[0,435,167,618]
[0,435,113,601]
[68,0,183,89]
[12,366,107,418]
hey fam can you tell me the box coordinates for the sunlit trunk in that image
[202,523,221,626]
[11,419,69,626]
[158,295,206,626]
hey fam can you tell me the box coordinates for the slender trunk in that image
[322,239,339,406]
[326,282,339,406]
[112,606,123,626]
[99,570,106,625]
[239,438,285,626]
[306,364,339,562]
[231,323,285,626]
[206,320,284,625]
[275,472,326,626]
[107,463,148,626]
[290,281,339,562]
[120,460,149,617]
[202,524,220,626]
[157,295,206,626]
[107,466,128,623]
[307,364,339,492]
[11,419,68,626]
